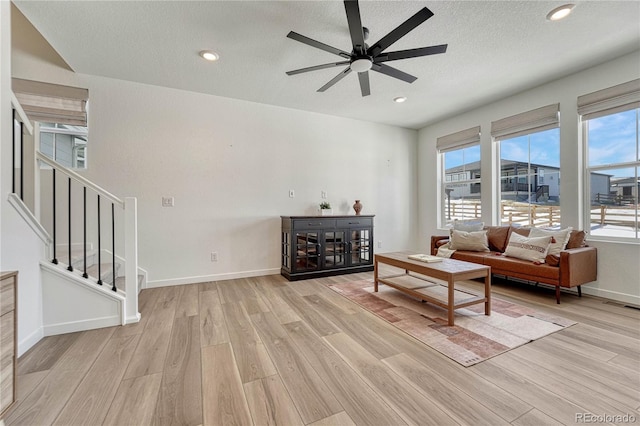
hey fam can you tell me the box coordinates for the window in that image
[438,126,481,227]
[580,79,640,241]
[492,104,561,228]
[40,123,88,169]
[12,78,89,169]
[584,109,639,239]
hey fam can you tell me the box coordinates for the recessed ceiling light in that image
[199,50,219,61]
[546,4,575,21]
[393,96,407,103]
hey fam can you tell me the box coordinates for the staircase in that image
[10,92,143,336]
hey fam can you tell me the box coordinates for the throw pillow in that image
[529,227,573,256]
[485,226,511,252]
[452,219,484,232]
[504,232,552,263]
[449,229,490,252]
[566,230,586,249]
[545,254,560,267]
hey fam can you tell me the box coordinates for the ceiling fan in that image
[286,0,447,97]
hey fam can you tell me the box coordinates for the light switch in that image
[162,197,174,207]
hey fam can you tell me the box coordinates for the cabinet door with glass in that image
[293,231,321,273]
[323,230,347,268]
[348,227,372,266]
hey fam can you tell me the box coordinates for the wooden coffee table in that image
[374,251,491,326]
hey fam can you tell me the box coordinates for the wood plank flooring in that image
[4,273,639,425]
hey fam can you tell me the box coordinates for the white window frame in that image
[582,108,639,242]
[39,123,88,169]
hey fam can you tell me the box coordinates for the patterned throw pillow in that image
[449,229,490,252]
[529,227,573,256]
[504,232,552,263]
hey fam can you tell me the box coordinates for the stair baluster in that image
[112,203,116,292]
[67,178,73,272]
[97,195,102,286]
[52,169,58,264]
[82,186,88,278]
[20,121,24,200]
[11,109,15,194]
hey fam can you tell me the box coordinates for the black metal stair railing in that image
[40,154,121,292]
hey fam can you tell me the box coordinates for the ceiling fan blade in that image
[344,0,366,55]
[371,63,417,83]
[287,31,351,59]
[286,61,351,76]
[318,67,352,92]
[358,71,371,97]
[367,7,434,57]
[375,44,448,63]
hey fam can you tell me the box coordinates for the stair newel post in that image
[67,177,73,272]
[82,186,88,278]
[52,169,58,264]
[97,194,102,285]
[111,203,116,292]
[124,197,140,324]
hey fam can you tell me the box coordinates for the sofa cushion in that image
[484,254,560,281]
[449,230,490,252]
[529,227,573,256]
[450,250,491,263]
[566,230,587,249]
[504,232,552,263]
[484,226,511,253]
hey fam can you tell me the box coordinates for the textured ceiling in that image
[13,1,640,129]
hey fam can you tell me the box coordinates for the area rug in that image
[327,279,576,367]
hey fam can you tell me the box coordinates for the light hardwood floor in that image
[4,272,639,425]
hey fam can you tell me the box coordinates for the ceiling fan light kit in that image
[286,0,448,97]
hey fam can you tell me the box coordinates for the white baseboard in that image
[125,313,141,325]
[18,326,44,357]
[43,315,121,336]
[145,268,280,288]
[581,285,640,306]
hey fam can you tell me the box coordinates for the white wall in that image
[418,51,640,305]
[1,1,45,356]
[11,13,418,287]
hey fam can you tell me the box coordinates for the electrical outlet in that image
[377,241,382,248]
[289,189,295,198]
[162,197,174,207]
[211,252,218,262]
[321,191,327,199]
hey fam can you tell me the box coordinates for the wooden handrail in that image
[36,151,124,208]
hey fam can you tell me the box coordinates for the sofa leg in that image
[556,286,561,304]
[577,285,582,297]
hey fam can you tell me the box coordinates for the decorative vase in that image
[353,200,363,215]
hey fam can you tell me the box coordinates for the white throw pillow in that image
[529,227,573,256]
[504,232,552,263]
[452,219,484,232]
[449,229,490,252]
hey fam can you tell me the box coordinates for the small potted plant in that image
[319,201,333,216]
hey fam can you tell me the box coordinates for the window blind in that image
[577,79,640,120]
[436,126,481,152]
[491,103,559,141]
[12,78,88,127]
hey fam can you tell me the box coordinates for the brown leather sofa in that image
[430,226,597,303]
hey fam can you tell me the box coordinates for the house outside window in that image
[437,126,481,227]
[40,123,88,169]
[491,104,561,228]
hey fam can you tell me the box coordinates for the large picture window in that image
[580,79,639,241]
[584,109,639,239]
[437,126,481,227]
[492,104,561,227]
[40,123,88,169]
